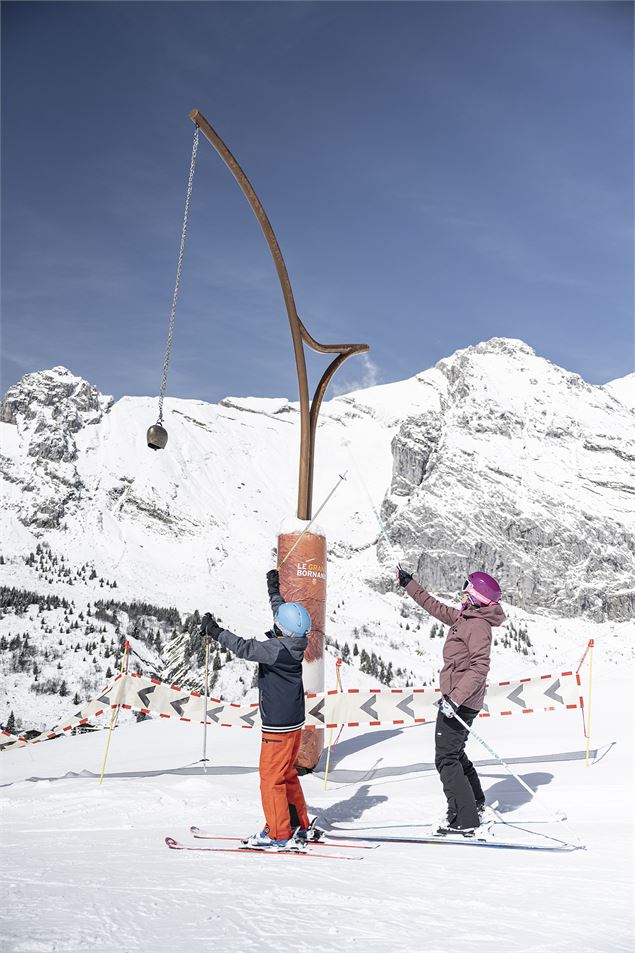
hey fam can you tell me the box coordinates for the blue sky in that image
[2,1,633,405]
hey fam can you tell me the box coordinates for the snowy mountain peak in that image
[444,336,537,363]
[0,367,114,532]
[382,340,635,622]
[0,366,112,463]
[1,365,112,427]
[434,336,589,398]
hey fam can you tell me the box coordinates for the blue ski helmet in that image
[274,602,312,638]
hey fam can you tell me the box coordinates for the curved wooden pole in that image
[189,108,368,519]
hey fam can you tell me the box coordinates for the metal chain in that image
[157,125,200,425]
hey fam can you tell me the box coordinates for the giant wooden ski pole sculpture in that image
[151,111,368,768]
[187,109,368,520]
[189,110,368,767]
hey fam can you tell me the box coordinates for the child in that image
[397,567,505,836]
[200,569,316,852]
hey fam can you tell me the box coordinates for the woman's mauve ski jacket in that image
[405,581,506,711]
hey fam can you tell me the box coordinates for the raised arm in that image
[405,580,460,627]
[215,627,282,665]
[200,612,281,664]
[266,569,285,616]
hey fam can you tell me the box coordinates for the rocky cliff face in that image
[380,339,635,621]
[0,366,113,528]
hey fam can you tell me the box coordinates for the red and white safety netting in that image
[0,667,583,751]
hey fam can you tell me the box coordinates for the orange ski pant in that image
[259,730,309,840]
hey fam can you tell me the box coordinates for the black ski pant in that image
[435,705,484,830]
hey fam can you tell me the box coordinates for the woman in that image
[397,567,505,836]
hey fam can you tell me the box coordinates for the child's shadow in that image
[308,783,388,828]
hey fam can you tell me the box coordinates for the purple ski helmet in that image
[462,572,501,606]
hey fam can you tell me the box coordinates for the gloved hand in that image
[200,612,223,641]
[437,695,458,719]
[396,565,413,588]
[266,569,280,596]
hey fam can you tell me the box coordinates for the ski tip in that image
[165,836,178,848]
[190,826,200,835]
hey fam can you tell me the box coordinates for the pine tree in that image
[6,710,15,732]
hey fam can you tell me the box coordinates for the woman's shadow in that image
[482,771,554,813]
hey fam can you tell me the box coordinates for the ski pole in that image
[575,638,594,760]
[278,472,348,569]
[584,639,594,768]
[99,639,130,785]
[345,448,401,565]
[323,658,343,790]
[202,636,210,773]
[450,706,566,820]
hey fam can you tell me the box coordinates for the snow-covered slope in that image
[1,659,632,953]
[604,371,635,411]
[1,339,633,732]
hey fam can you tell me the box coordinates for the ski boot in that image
[241,830,307,852]
[435,825,477,838]
[295,818,325,843]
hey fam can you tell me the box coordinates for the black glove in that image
[266,569,280,597]
[437,695,458,719]
[396,565,413,588]
[200,612,223,641]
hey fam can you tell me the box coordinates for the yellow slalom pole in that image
[585,639,594,768]
[99,640,130,785]
[323,658,342,790]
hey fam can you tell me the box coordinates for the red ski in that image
[189,826,379,850]
[165,836,362,860]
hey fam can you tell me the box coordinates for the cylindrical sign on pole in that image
[278,530,326,769]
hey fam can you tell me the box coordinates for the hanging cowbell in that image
[147,423,168,451]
